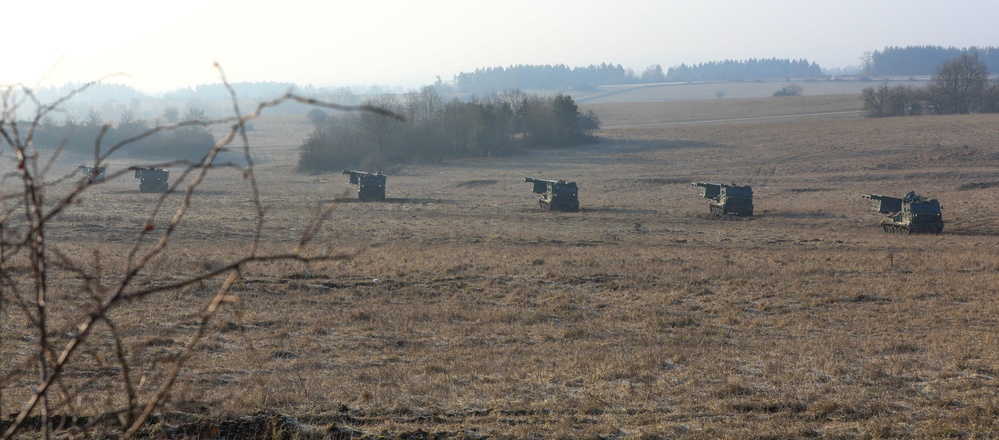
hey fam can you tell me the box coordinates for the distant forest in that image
[20,44,999,133]
[452,46,999,93]
[22,45,996,123]
[865,46,999,77]
[664,59,823,82]
[452,59,825,94]
[31,113,217,162]
[861,52,999,117]
[21,44,999,168]
[453,63,636,93]
[26,82,367,122]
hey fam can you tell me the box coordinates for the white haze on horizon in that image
[5,0,997,93]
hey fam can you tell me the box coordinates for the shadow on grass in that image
[761,212,844,219]
[935,229,999,237]
[578,207,662,215]
[336,197,459,205]
[593,138,721,151]
[634,177,695,186]
[107,189,236,196]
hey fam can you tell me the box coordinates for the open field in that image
[573,79,930,104]
[4,95,999,438]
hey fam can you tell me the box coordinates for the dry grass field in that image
[5,92,999,438]
[574,79,930,104]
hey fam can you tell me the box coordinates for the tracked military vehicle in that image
[343,170,386,201]
[128,166,169,193]
[79,165,106,184]
[862,192,943,234]
[523,177,579,212]
[691,182,754,216]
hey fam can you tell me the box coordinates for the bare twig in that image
[0,65,400,438]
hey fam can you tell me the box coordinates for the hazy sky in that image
[5,0,997,93]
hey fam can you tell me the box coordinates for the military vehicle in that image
[79,165,106,184]
[128,166,169,193]
[862,191,943,234]
[343,170,386,201]
[523,177,579,212]
[690,182,754,216]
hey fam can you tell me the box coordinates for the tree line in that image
[453,63,636,94]
[451,59,828,94]
[862,45,999,77]
[27,81,367,123]
[30,107,217,162]
[665,58,825,82]
[297,88,599,172]
[861,52,999,117]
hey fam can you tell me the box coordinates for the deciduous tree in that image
[979,79,999,113]
[773,84,802,97]
[861,83,922,117]
[928,52,989,114]
[162,106,180,123]
[640,64,665,83]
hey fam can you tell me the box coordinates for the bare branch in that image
[1,64,393,438]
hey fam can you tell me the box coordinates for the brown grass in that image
[575,79,930,103]
[4,94,999,438]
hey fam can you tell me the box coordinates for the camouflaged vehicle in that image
[523,177,579,212]
[862,192,944,234]
[343,170,386,201]
[128,166,169,193]
[690,182,754,216]
[79,165,107,184]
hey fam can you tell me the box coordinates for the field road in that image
[601,110,864,129]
